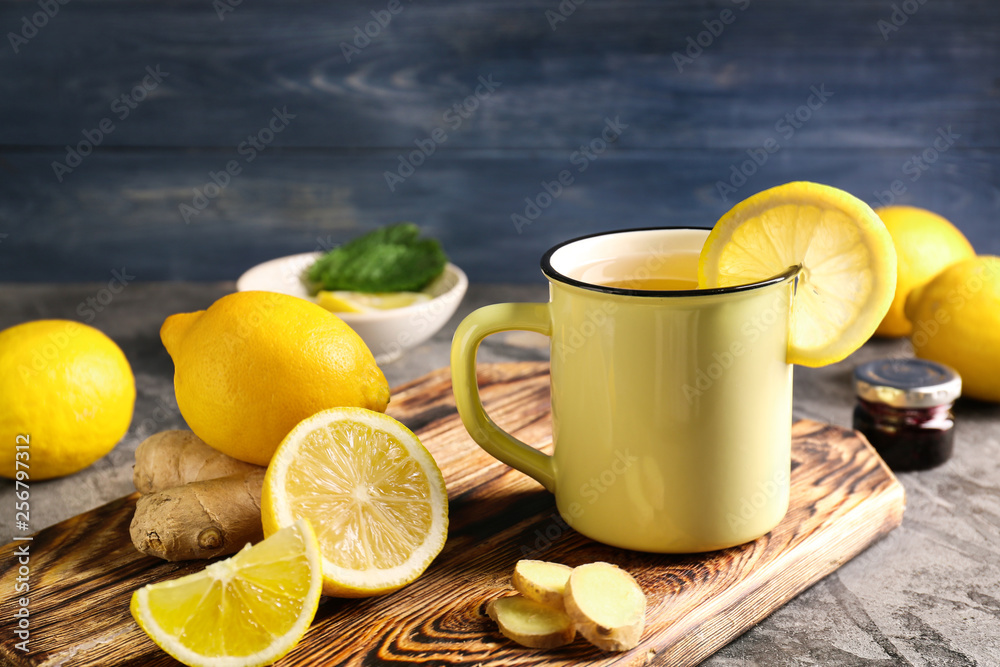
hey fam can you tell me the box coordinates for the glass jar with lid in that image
[853,358,962,471]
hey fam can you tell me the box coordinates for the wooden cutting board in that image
[0,362,904,667]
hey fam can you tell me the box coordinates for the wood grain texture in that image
[0,362,904,667]
[1,148,997,283]
[1,0,998,283]
[0,0,997,149]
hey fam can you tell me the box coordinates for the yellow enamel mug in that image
[451,228,799,553]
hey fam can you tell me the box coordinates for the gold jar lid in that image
[854,358,961,409]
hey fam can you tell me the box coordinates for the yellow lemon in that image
[698,181,896,367]
[131,519,322,667]
[161,291,390,466]
[873,206,975,337]
[262,407,449,597]
[905,256,1000,403]
[0,320,134,480]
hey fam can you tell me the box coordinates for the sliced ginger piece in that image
[487,595,576,649]
[513,560,573,611]
[564,562,646,652]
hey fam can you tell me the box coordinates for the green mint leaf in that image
[306,223,448,293]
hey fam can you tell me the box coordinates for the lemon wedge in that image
[316,290,431,313]
[130,519,322,667]
[262,407,449,597]
[698,181,896,367]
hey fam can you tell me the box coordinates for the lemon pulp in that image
[263,408,448,597]
[131,520,322,667]
[286,421,433,570]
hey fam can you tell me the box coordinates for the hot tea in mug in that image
[451,228,797,553]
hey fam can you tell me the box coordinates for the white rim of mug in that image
[540,226,801,298]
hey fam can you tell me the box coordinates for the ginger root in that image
[486,595,576,649]
[488,559,647,653]
[512,559,573,611]
[133,430,262,494]
[130,469,265,561]
[563,562,646,652]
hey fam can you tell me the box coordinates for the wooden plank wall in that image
[0,0,997,282]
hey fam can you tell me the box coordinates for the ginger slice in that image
[486,595,576,649]
[512,559,573,611]
[563,562,646,652]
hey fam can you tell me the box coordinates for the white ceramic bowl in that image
[236,252,468,364]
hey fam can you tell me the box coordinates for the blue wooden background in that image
[0,0,997,283]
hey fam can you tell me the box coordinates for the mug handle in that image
[450,302,556,492]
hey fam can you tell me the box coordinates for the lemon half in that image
[262,407,449,597]
[131,519,322,667]
[698,181,897,367]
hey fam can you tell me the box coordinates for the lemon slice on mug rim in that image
[698,181,897,367]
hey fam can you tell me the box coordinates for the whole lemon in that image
[161,291,390,465]
[0,320,135,480]
[874,206,975,337]
[905,256,1000,403]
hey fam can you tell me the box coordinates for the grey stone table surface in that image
[2,282,999,666]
